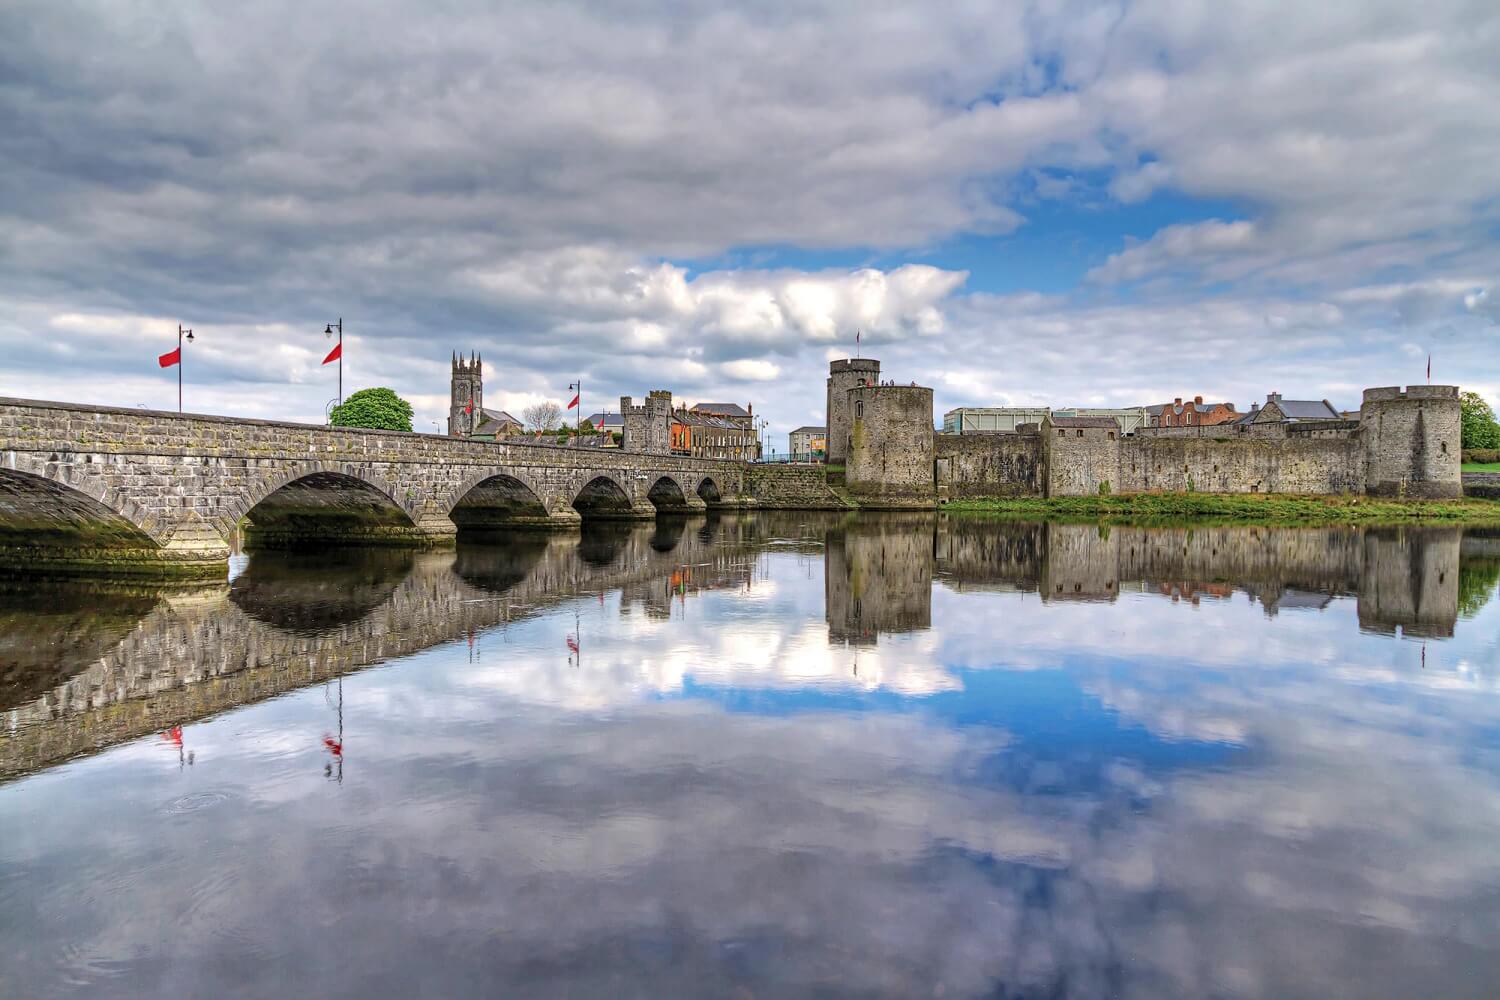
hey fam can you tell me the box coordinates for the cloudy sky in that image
[1,1,1497,441]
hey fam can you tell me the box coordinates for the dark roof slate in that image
[690,402,750,417]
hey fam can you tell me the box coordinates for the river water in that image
[2,512,1500,998]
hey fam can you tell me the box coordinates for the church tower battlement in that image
[448,352,483,437]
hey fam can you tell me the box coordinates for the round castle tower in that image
[1360,385,1461,498]
[826,358,880,466]
[845,384,935,502]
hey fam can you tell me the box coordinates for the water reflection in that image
[2,516,1494,782]
[3,515,1500,997]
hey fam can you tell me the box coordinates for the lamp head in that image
[184,329,194,342]
[324,324,334,336]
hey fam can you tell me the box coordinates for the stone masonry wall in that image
[846,385,935,502]
[1044,425,1121,497]
[934,432,1041,498]
[742,464,851,509]
[1117,435,1363,495]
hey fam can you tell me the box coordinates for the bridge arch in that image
[646,474,692,512]
[445,468,554,530]
[0,461,167,554]
[229,463,420,548]
[571,473,638,520]
[695,475,723,505]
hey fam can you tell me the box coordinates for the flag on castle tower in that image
[158,346,180,368]
[322,342,342,365]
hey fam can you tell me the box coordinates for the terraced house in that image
[1150,396,1240,427]
[671,404,760,460]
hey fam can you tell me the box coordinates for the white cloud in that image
[1466,286,1500,324]
[1087,220,1259,284]
[720,359,781,381]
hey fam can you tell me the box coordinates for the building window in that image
[1076,430,1084,437]
[855,400,864,418]
[1108,431,1116,440]
[1058,429,1066,438]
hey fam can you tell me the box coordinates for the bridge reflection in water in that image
[2,514,1495,780]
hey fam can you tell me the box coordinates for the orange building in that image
[1150,396,1239,427]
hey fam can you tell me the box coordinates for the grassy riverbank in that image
[1464,463,1500,473]
[940,493,1500,525]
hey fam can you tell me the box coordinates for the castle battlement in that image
[1363,385,1459,402]
[620,391,673,454]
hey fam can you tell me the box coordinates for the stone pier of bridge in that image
[0,397,751,577]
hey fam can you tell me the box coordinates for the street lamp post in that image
[175,324,194,413]
[569,379,582,437]
[323,318,343,406]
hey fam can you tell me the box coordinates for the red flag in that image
[158,346,181,368]
[567,394,579,409]
[465,400,473,414]
[566,635,579,653]
[322,342,342,365]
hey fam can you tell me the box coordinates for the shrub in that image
[1464,448,1500,465]
[1097,480,1111,495]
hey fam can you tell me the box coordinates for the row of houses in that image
[943,391,1347,437]
[447,355,763,457]
[467,403,762,459]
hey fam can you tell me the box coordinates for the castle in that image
[824,358,1462,504]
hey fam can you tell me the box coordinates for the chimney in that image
[1267,392,1282,404]
[1194,395,1203,405]
[1174,397,1182,406]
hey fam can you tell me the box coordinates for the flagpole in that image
[337,318,343,405]
[177,324,183,412]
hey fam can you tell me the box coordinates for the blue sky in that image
[0,1,1496,440]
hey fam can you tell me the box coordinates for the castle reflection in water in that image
[3,513,1496,780]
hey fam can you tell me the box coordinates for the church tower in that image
[448,352,483,436]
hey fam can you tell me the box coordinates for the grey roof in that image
[690,402,750,417]
[675,410,743,430]
[474,408,522,432]
[790,425,827,434]
[1274,399,1341,420]
[1050,415,1118,429]
[584,412,624,427]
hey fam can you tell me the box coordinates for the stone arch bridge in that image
[0,397,744,576]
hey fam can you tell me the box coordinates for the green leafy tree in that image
[329,387,414,432]
[1461,391,1500,450]
[579,418,595,433]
